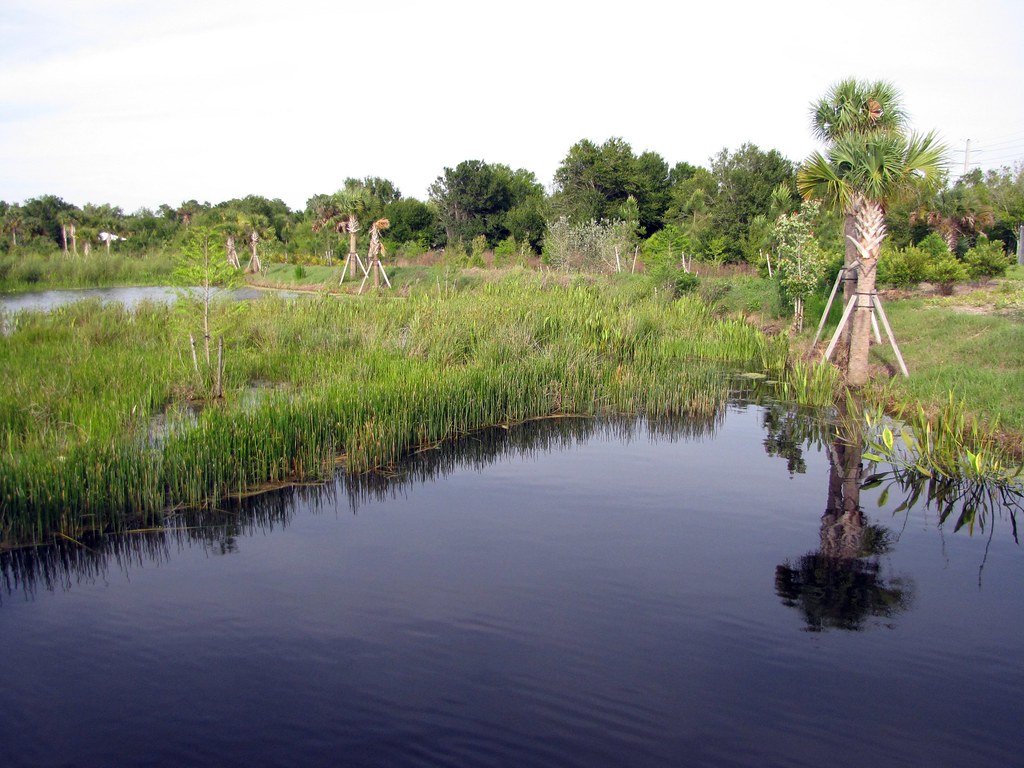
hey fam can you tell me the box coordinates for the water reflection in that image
[2,414,724,600]
[775,424,914,632]
[759,401,833,476]
[0,285,289,314]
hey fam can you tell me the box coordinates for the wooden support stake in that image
[873,295,909,377]
[812,267,845,349]
[822,295,858,363]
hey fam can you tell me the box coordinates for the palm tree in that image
[177,200,200,229]
[57,210,71,256]
[359,218,391,293]
[3,204,25,248]
[242,213,269,273]
[810,79,907,144]
[311,189,371,282]
[913,185,994,253]
[810,79,909,360]
[798,130,946,385]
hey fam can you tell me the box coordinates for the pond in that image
[0,285,294,314]
[1,405,1021,768]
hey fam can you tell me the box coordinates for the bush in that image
[468,235,487,268]
[442,238,468,267]
[542,217,633,273]
[928,255,968,294]
[647,262,698,298]
[394,240,425,260]
[964,237,1010,279]
[493,236,531,267]
[917,231,951,259]
[878,244,931,287]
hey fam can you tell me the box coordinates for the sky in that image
[1,0,1022,213]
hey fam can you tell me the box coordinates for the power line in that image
[975,136,1024,149]
[967,127,1024,144]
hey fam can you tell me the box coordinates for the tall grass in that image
[1,273,794,545]
[0,249,176,292]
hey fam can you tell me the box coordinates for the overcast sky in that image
[2,0,1022,213]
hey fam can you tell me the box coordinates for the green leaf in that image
[861,472,888,490]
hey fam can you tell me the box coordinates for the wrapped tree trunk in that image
[847,197,887,387]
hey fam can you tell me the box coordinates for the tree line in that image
[2,133,1022,267]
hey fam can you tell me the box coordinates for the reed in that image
[2,273,806,545]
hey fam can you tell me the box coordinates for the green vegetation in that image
[1,273,793,546]
[865,284,1024,444]
[2,78,1021,548]
[0,248,176,292]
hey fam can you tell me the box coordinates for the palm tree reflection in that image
[775,427,913,632]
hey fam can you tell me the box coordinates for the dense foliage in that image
[2,133,1020,287]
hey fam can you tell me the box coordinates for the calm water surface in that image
[1,407,1021,767]
[0,285,291,314]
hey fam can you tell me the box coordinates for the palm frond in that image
[797,151,848,211]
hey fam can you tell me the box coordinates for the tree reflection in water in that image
[774,407,914,632]
[2,414,725,601]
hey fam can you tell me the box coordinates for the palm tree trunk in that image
[835,213,858,365]
[348,220,358,263]
[847,198,887,387]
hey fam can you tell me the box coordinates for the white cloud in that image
[2,0,1022,210]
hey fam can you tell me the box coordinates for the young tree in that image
[310,188,372,281]
[798,130,945,385]
[172,227,241,397]
[809,79,909,356]
[771,201,831,331]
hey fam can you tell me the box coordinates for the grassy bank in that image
[855,267,1024,450]
[0,249,177,292]
[0,271,797,545]
[692,264,1024,452]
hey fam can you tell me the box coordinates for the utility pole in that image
[963,139,971,176]
[1017,224,1023,266]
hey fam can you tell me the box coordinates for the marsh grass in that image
[1,273,793,545]
[0,250,176,292]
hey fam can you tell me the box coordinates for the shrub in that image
[493,236,531,267]
[647,261,699,298]
[468,235,487,267]
[918,231,951,259]
[928,255,968,294]
[542,217,633,274]
[964,237,1010,279]
[878,245,931,287]
[443,238,468,267]
[395,240,425,260]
